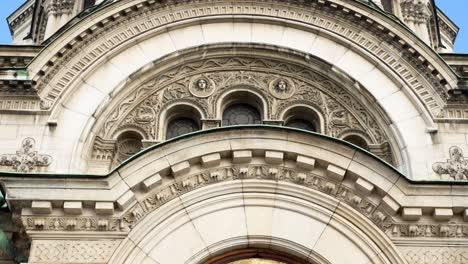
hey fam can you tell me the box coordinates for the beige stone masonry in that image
[171,161,191,176]
[296,155,316,170]
[381,195,401,215]
[355,178,375,195]
[31,201,52,214]
[233,150,252,164]
[117,191,136,210]
[402,208,423,221]
[142,174,162,190]
[264,151,284,164]
[326,164,346,181]
[95,202,114,215]
[433,208,454,221]
[201,153,221,168]
[63,201,83,215]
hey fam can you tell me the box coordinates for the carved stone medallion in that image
[189,76,216,98]
[269,78,295,99]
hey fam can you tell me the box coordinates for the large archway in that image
[3,126,468,263]
[109,179,404,264]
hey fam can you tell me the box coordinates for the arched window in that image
[343,135,369,151]
[114,131,143,164]
[381,0,393,13]
[83,0,96,9]
[166,118,200,139]
[285,118,316,132]
[223,104,262,126]
[282,106,321,133]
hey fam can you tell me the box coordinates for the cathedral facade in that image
[0,0,468,263]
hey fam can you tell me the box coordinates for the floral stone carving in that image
[0,138,52,172]
[432,146,468,180]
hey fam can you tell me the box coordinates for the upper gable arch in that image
[53,39,424,177]
[31,0,455,120]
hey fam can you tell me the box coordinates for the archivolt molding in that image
[23,0,457,119]
[4,128,468,236]
[87,49,396,168]
[4,127,468,263]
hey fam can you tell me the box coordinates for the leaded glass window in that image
[223,104,262,126]
[285,119,316,132]
[167,118,200,139]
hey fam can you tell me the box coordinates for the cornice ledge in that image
[2,126,468,239]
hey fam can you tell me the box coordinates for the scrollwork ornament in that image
[189,76,216,98]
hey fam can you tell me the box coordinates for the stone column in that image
[415,1,432,44]
[43,3,59,40]
[43,0,75,39]
[400,0,432,45]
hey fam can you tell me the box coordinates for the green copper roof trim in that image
[0,125,467,186]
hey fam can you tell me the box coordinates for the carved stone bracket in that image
[0,138,52,172]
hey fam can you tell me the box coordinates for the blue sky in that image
[0,0,467,52]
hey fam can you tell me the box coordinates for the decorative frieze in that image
[92,54,394,169]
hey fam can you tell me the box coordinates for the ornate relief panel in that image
[0,138,52,173]
[29,240,120,264]
[90,52,395,169]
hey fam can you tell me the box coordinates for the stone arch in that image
[92,126,409,264]
[35,0,455,121]
[78,44,403,175]
[33,5,440,178]
[216,87,269,122]
[5,127,468,263]
[279,104,325,133]
[158,101,205,141]
[109,181,405,264]
[113,130,144,166]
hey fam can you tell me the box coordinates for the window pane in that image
[285,119,316,132]
[223,104,261,126]
[167,118,199,139]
